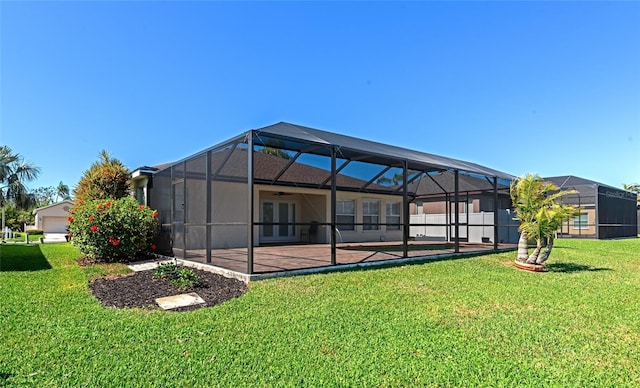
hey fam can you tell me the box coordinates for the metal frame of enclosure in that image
[148,122,517,275]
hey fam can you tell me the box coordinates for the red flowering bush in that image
[68,197,158,262]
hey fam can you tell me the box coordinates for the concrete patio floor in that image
[175,241,516,280]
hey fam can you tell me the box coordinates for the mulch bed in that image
[89,266,248,312]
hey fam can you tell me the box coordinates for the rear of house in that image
[135,122,519,276]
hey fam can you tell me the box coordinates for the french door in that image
[260,200,297,243]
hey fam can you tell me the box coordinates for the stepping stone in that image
[155,293,205,310]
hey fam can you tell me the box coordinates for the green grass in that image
[1,240,639,386]
[3,232,44,243]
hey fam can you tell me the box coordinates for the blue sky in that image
[2,1,639,192]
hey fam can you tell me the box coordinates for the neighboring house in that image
[32,201,74,233]
[544,176,638,239]
[135,122,515,275]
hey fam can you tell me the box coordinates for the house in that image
[134,122,517,276]
[32,201,74,233]
[544,176,638,239]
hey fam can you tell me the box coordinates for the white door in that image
[260,200,297,243]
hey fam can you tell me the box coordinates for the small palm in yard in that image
[510,174,579,266]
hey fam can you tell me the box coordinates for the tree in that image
[0,146,41,231]
[73,150,130,202]
[259,146,291,159]
[32,186,57,207]
[56,181,71,201]
[510,174,578,266]
[622,183,640,207]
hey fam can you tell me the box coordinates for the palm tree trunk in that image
[516,232,529,262]
[526,238,543,263]
[536,236,554,265]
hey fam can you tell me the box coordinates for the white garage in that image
[33,201,74,233]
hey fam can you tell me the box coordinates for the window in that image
[336,199,355,231]
[386,202,401,230]
[573,213,589,229]
[362,199,380,231]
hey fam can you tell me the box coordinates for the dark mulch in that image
[89,267,248,312]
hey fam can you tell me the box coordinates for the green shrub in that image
[153,263,201,290]
[68,197,158,262]
[25,229,43,235]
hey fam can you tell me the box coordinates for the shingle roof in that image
[544,175,600,188]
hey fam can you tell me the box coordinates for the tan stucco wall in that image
[174,180,412,248]
[332,191,404,244]
[562,208,597,236]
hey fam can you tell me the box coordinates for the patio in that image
[180,241,518,277]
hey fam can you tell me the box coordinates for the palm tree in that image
[510,174,578,265]
[622,183,639,207]
[56,181,71,201]
[0,146,41,231]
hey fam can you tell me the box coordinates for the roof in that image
[545,175,628,192]
[153,122,515,195]
[545,175,599,188]
[32,200,74,215]
[253,122,514,180]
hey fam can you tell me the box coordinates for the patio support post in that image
[591,187,594,238]
[445,193,450,242]
[206,150,212,263]
[466,191,469,242]
[182,161,186,259]
[330,146,337,265]
[402,161,409,258]
[247,131,255,274]
[454,169,460,253]
[493,177,499,250]
[170,165,174,253]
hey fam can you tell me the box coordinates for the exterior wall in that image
[205,184,405,247]
[257,188,327,244]
[132,176,150,206]
[332,191,404,244]
[209,181,248,249]
[558,207,597,238]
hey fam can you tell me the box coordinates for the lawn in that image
[1,239,639,386]
[3,232,44,243]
